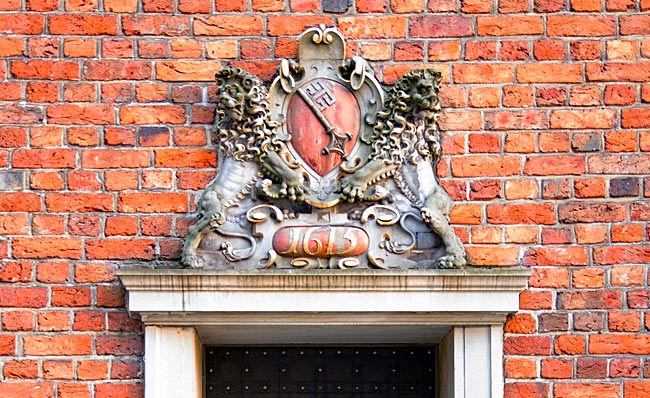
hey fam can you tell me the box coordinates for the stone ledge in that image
[117,268,531,292]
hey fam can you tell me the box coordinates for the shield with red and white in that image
[286,78,361,177]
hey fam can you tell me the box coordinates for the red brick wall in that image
[1,0,649,397]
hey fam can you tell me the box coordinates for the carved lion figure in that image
[340,69,467,268]
[182,68,281,268]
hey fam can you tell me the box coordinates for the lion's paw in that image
[436,254,466,269]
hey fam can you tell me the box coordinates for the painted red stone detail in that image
[272,226,369,258]
[287,78,360,176]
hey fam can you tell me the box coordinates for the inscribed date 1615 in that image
[272,226,370,258]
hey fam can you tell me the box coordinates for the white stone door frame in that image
[118,269,530,398]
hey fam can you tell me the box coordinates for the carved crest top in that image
[182,26,467,271]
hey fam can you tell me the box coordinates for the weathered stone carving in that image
[182,25,467,270]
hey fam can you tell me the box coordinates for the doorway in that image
[205,346,438,397]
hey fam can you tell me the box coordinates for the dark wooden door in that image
[205,347,437,398]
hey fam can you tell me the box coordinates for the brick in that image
[52,286,91,307]
[504,313,536,333]
[12,237,81,261]
[478,16,543,36]
[550,110,616,129]
[499,40,529,61]
[539,313,569,332]
[554,335,586,355]
[58,383,90,398]
[177,171,214,190]
[519,290,553,310]
[524,247,589,266]
[37,262,70,283]
[524,156,585,176]
[45,193,113,212]
[628,201,649,220]
[500,0,528,12]
[609,311,641,332]
[0,0,20,10]
[49,15,117,35]
[559,203,626,223]
[548,16,616,37]
[122,16,189,36]
[0,37,25,57]
[73,310,105,332]
[503,86,533,107]
[453,64,514,83]
[68,215,101,237]
[97,285,125,307]
[587,62,650,82]
[604,131,637,152]
[470,226,502,243]
[505,383,548,398]
[111,360,142,379]
[0,214,29,235]
[554,383,619,398]
[29,127,62,148]
[195,16,263,36]
[487,204,556,225]
[589,154,650,174]
[542,178,569,199]
[142,0,172,12]
[518,64,582,83]
[469,179,501,200]
[590,335,650,355]
[84,60,151,81]
[451,156,519,177]
[611,266,644,286]
[469,87,499,107]
[558,290,621,310]
[142,170,172,190]
[0,382,55,398]
[410,16,473,38]
[468,134,500,153]
[541,227,571,244]
[605,85,636,105]
[105,171,137,191]
[577,357,607,379]
[120,106,186,124]
[505,358,537,379]
[86,239,155,260]
[82,150,149,169]
[118,193,187,213]
[0,14,45,35]
[466,246,521,266]
[157,60,222,81]
[32,214,65,235]
[607,40,638,60]
[622,109,650,128]
[465,41,497,61]
[620,15,650,35]
[536,87,567,106]
[154,149,216,168]
[24,335,92,356]
[534,40,565,61]
[571,0,601,10]
[610,177,640,197]
[574,313,604,332]
[2,310,35,332]
[504,132,535,153]
[573,268,605,289]
[505,226,538,243]
[574,178,605,199]
[104,0,137,12]
[77,360,109,380]
[267,16,334,37]
[594,246,650,265]
[438,110,482,131]
[449,204,482,225]
[0,105,44,125]
[94,383,143,398]
[625,382,650,397]
[505,336,551,355]
[485,111,547,130]
[610,358,640,378]
[42,361,74,379]
[3,359,39,379]
[569,86,601,106]
[542,359,573,379]
[102,39,133,58]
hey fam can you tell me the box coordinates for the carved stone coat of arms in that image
[182,26,467,270]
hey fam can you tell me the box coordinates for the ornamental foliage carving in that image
[182,26,467,270]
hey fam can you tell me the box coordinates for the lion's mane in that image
[369,69,443,167]
[215,67,286,162]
